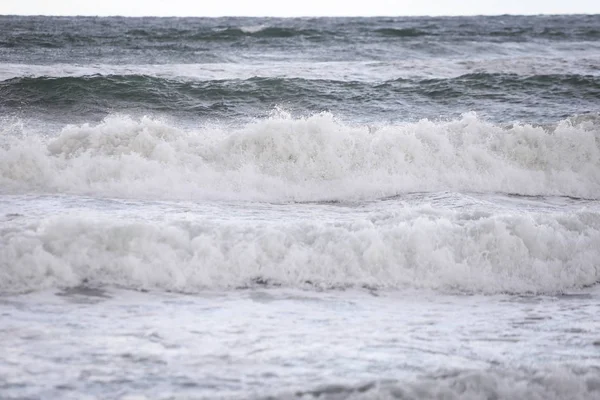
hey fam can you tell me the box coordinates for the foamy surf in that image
[1,112,599,202]
[2,200,599,294]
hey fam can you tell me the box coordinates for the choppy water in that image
[1,14,600,400]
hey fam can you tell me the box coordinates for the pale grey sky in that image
[1,0,599,17]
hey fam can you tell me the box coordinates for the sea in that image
[1,14,600,400]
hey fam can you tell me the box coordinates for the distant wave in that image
[2,15,600,50]
[192,27,327,40]
[0,26,332,49]
[2,74,599,115]
[375,28,430,37]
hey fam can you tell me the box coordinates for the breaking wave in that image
[1,112,599,201]
[1,205,599,294]
[1,112,599,295]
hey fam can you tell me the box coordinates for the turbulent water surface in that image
[1,14,600,400]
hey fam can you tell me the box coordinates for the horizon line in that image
[1,12,598,18]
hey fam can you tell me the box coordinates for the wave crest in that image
[1,207,599,294]
[1,112,600,201]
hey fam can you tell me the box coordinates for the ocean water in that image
[1,14,600,399]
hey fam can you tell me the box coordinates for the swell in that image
[2,74,599,115]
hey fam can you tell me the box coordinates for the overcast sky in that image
[1,0,599,17]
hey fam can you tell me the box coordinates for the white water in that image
[2,112,600,399]
[2,112,599,294]
[2,288,599,399]
[1,193,600,295]
[2,112,599,202]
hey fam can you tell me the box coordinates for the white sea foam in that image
[1,205,599,294]
[1,112,599,202]
[4,286,599,399]
[240,25,267,34]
